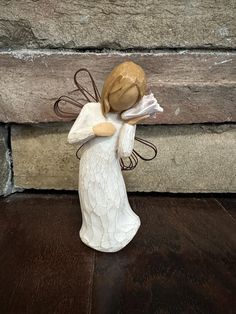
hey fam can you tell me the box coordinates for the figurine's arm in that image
[68,104,116,145]
[118,123,136,158]
[68,105,95,145]
[118,114,150,157]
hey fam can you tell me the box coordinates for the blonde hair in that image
[100,61,147,115]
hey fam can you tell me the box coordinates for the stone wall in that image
[0,1,235,194]
[0,0,235,49]
[11,123,236,193]
[0,51,235,124]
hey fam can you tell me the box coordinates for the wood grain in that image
[92,195,236,314]
[216,196,236,220]
[0,193,235,314]
[0,51,235,124]
[0,193,95,314]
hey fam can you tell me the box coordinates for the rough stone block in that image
[0,51,235,124]
[11,123,236,193]
[0,0,235,49]
[0,125,12,196]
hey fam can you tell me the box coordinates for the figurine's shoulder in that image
[83,101,102,113]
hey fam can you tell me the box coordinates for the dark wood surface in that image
[0,193,235,314]
[216,196,236,220]
[0,193,95,314]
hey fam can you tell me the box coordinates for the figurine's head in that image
[101,61,147,115]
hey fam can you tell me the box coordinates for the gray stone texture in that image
[0,51,235,124]
[11,123,236,193]
[0,125,12,196]
[0,0,235,49]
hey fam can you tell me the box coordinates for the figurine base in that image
[79,217,141,253]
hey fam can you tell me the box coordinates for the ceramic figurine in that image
[54,61,163,253]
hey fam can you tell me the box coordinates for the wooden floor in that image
[0,193,235,314]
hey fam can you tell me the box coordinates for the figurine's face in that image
[109,85,139,113]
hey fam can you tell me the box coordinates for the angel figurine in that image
[54,61,163,253]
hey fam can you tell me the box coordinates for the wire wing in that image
[119,137,157,171]
[54,68,101,119]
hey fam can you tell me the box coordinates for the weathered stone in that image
[11,123,236,193]
[0,125,12,196]
[0,1,235,49]
[0,51,235,124]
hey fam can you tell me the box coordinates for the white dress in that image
[68,102,141,253]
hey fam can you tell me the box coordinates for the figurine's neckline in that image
[97,101,121,120]
[109,110,120,116]
[107,111,121,122]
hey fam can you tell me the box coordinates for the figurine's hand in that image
[93,122,116,136]
[127,114,150,125]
